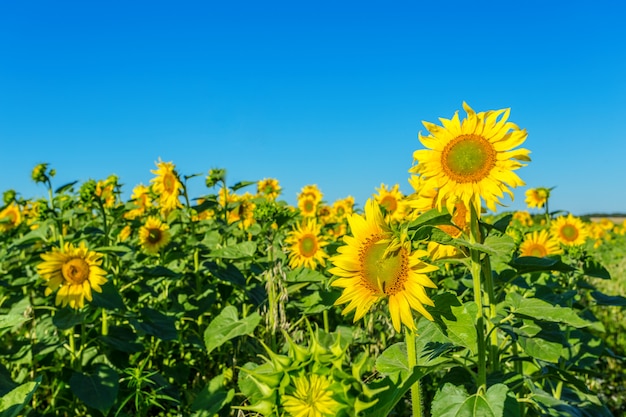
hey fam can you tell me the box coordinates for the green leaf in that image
[509,256,575,273]
[100,325,143,353]
[204,306,261,355]
[408,208,451,228]
[93,245,132,255]
[52,308,87,330]
[455,234,515,257]
[431,383,514,417]
[0,313,30,337]
[583,257,611,279]
[191,373,235,416]
[204,261,246,286]
[69,364,119,415]
[91,280,125,310]
[210,241,257,259]
[590,290,626,306]
[506,293,591,328]
[364,366,427,417]
[439,302,478,354]
[131,308,178,341]
[230,181,256,192]
[55,181,78,194]
[375,343,409,381]
[0,377,40,417]
[518,335,563,363]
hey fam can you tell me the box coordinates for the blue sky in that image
[1,1,625,215]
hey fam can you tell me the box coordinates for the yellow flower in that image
[286,220,329,269]
[257,178,282,200]
[139,216,171,253]
[298,195,318,218]
[37,242,107,309]
[282,374,341,417]
[124,184,152,220]
[0,203,22,232]
[411,102,530,220]
[298,184,323,205]
[550,214,589,246]
[95,175,118,208]
[330,199,438,332]
[150,159,183,215]
[518,230,563,257]
[332,196,354,220]
[118,224,132,242]
[525,187,550,209]
[374,183,410,222]
[512,210,533,227]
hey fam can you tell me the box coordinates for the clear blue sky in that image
[1,1,625,215]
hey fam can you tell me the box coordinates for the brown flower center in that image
[441,134,496,183]
[360,235,408,296]
[298,234,318,257]
[147,228,162,244]
[62,258,90,284]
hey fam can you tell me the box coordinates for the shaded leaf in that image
[204,306,261,354]
[0,377,41,417]
[506,293,591,328]
[131,308,178,341]
[69,364,119,415]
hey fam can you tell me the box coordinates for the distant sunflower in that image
[124,184,152,220]
[411,102,530,220]
[298,184,323,205]
[139,216,171,253]
[37,242,107,309]
[257,178,281,200]
[298,195,318,218]
[550,214,589,246]
[374,184,410,222]
[282,373,341,417]
[332,196,354,220]
[525,187,550,209]
[330,199,438,332]
[0,203,22,232]
[286,220,329,269]
[519,229,562,257]
[150,159,183,215]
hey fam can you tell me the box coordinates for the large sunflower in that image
[37,242,107,309]
[150,159,183,215]
[329,199,438,332]
[550,214,589,246]
[518,229,562,257]
[411,102,530,219]
[139,216,171,253]
[286,219,329,269]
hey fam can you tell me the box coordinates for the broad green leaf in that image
[518,335,562,363]
[509,256,575,273]
[204,261,246,286]
[191,373,235,416]
[408,208,451,229]
[204,306,261,354]
[364,366,427,417]
[69,364,119,415]
[590,290,626,306]
[52,308,87,330]
[375,343,408,380]
[583,257,611,279]
[54,181,78,194]
[93,245,132,254]
[506,293,591,328]
[91,280,125,310]
[440,302,478,354]
[210,241,257,259]
[0,377,40,417]
[99,325,143,353]
[131,308,178,341]
[0,313,29,337]
[455,234,515,257]
[431,383,515,417]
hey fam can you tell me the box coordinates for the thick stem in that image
[469,205,487,389]
[405,328,423,417]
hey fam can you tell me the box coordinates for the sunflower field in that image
[1,104,625,417]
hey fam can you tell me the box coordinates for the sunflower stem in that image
[481,254,499,373]
[101,308,109,336]
[468,205,487,390]
[405,327,423,417]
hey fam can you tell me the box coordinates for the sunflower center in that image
[147,228,162,244]
[299,234,318,257]
[303,200,316,214]
[361,236,408,295]
[62,258,90,284]
[442,134,496,183]
[560,225,579,242]
[379,196,398,212]
[162,173,177,193]
[528,244,547,257]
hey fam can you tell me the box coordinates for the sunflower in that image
[512,210,533,227]
[0,203,22,232]
[374,183,410,222]
[95,175,118,208]
[37,242,107,309]
[330,199,438,332]
[298,195,318,218]
[150,159,183,215]
[518,229,562,257]
[257,178,282,200]
[124,184,152,220]
[525,187,550,210]
[298,184,323,205]
[286,219,329,269]
[332,196,354,220]
[550,214,589,246]
[139,216,171,253]
[282,373,341,417]
[411,102,530,220]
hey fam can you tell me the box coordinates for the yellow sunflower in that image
[282,373,341,417]
[411,102,530,220]
[550,214,589,246]
[298,184,323,205]
[257,178,282,200]
[139,216,171,253]
[332,196,354,220]
[37,242,107,309]
[95,175,118,208]
[374,183,410,222]
[150,159,183,215]
[124,184,152,220]
[329,199,438,332]
[0,203,22,232]
[525,187,550,209]
[286,219,329,269]
[298,195,318,218]
[518,229,563,257]
[512,210,533,227]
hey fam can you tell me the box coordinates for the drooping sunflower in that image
[550,214,589,246]
[138,216,171,253]
[411,102,530,220]
[150,159,183,215]
[257,178,282,200]
[518,229,563,257]
[286,219,329,269]
[330,199,438,332]
[37,242,107,309]
[281,373,342,417]
[0,203,22,232]
[525,187,550,209]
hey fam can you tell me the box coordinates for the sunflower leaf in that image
[69,364,119,415]
[204,306,261,355]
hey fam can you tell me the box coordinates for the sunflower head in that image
[257,178,282,200]
[0,203,22,232]
[525,187,551,209]
[286,219,329,270]
[298,184,323,205]
[150,159,183,215]
[37,242,107,309]
[411,102,530,220]
[139,216,171,254]
[550,214,589,246]
[518,229,563,257]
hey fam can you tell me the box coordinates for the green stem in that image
[102,309,109,336]
[469,205,487,390]
[405,327,422,417]
[481,255,499,373]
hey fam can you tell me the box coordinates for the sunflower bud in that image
[31,163,49,183]
[79,179,97,203]
[206,168,226,188]
[3,190,16,205]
